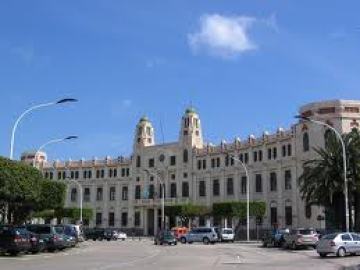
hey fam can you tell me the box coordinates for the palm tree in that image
[299,128,360,230]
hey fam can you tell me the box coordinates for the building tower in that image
[133,116,155,151]
[179,107,204,149]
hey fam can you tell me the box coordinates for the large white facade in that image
[22,100,360,236]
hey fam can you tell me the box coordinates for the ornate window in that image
[303,132,310,152]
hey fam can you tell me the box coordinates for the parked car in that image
[283,228,318,249]
[16,226,46,254]
[171,227,189,240]
[54,226,76,248]
[104,229,117,241]
[316,233,360,257]
[0,225,31,255]
[220,228,235,242]
[26,224,66,251]
[154,230,177,245]
[61,224,84,242]
[117,231,127,241]
[84,228,106,241]
[180,227,219,244]
[262,228,289,247]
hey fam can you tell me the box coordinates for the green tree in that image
[299,128,360,230]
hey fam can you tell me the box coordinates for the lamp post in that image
[295,115,349,232]
[9,98,78,160]
[33,136,78,168]
[65,177,83,225]
[230,155,250,242]
[144,169,165,231]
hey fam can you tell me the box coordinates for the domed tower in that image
[179,107,204,149]
[133,116,155,151]
[20,150,47,166]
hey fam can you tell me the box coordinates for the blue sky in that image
[1,0,360,161]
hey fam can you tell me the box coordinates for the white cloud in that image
[188,14,257,58]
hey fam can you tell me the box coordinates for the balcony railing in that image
[133,197,190,206]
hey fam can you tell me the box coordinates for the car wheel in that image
[291,242,297,250]
[337,247,346,257]
[174,242,177,245]
[319,253,327,258]
[180,237,186,244]
[9,251,19,256]
[93,238,96,241]
[203,237,210,245]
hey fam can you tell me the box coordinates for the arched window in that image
[183,149,188,163]
[324,129,332,149]
[303,132,310,152]
[305,204,312,219]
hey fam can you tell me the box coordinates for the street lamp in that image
[295,115,349,232]
[33,136,78,167]
[230,155,250,242]
[144,169,165,231]
[9,98,78,160]
[65,177,83,225]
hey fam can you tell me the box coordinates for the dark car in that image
[262,228,289,248]
[17,226,46,254]
[0,225,31,255]
[26,224,66,251]
[104,229,118,241]
[84,228,106,241]
[54,226,76,248]
[154,230,177,245]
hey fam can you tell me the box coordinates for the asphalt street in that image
[1,239,360,270]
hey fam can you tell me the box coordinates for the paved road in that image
[1,240,360,270]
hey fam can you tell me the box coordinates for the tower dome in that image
[133,115,155,150]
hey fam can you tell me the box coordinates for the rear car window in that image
[31,226,51,234]
[341,234,352,241]
[299,229,314,235]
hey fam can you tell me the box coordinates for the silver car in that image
[283,228,319,249]
[180,227,219,244]
[316,233,360,257]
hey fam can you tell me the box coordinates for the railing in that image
[133,197,190,206]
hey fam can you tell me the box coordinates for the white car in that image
[117,231,127,241]
[221,228,235,242]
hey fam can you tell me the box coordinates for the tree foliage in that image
[212,201,266,219]
[0,157,66,224]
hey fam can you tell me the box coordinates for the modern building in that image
[22,100,360,236]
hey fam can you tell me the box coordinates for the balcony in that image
[133,197,190,206]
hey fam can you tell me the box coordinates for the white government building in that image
[21,100,360,236]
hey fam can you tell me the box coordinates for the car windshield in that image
[223,229,233,234]
[323,234,337,240]
[55,227,64,234]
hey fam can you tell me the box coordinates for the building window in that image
[136,155,141,167]
[109,169,113,178]
[270,207,277,225]
[267,148,272,160]
[239,154,243,162]
[70,171,74,179]
[108,212,115,227]
[303,132,310,152]
[182,182,189,197]
[270,172,277,192]
[199,180,206,197]
[183,172,188,178]
[273,147,277,159]
[121,168,126,177]
[70,188,77,202]
[227,178,234,195]
[244,153,249,164]
[284,170,292,190]
[305,204,312,219]
[253,151,258,162]
[149,184,154,199]
[75,171,79,179]
[96,170,100,178]
[121,212,128,227]
[216,157,220,167]
[170,156,176,166]
[134,212,141,227]
[183,149,188,163]
[197,160,202,170]
[170,183,177,198]
[109,187,116,201]
[135,185,141,200]
[148,158,154,168]
[213,179,220,196]
[122,186,128,201]
[84,188,90,202]
[96,212,102,226]
[171,174,176,180]
[211,158,215,168]
[285,206,292,225]
[113,168,117,177]
[96,187,103,201]
[241,176,247,194]
[225,155,229,167]
[255,174,262,193]
[282,145,286,157]
[202,159,207,169]
[259,150,263,161]
[287,144,292,156]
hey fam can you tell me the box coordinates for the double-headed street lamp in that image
[230,155,250,242]
[295,115,349,232]
[144,169,165,231]
[10,98,77,160]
